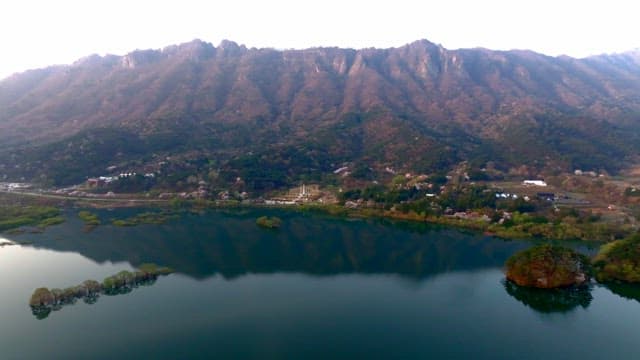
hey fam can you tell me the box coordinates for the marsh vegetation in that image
[256,216,282,228]
[111,211,178,227]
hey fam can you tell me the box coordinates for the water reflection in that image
[503,280,592,313]
[602,282,640,303]
[9,209,530,280]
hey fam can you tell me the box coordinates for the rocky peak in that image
[72,54,103,67]
[217,39,246,56]
[404,39,438,51]
[162,39,216,61]
[120,49,163,69]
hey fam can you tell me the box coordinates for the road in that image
[0,190,169,204]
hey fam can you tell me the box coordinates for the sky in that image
[1,0,638,80]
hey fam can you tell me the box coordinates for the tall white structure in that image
[299,184,308,197]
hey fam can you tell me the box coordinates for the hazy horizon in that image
[2,0,639,80]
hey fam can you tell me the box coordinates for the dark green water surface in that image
[1,208,638,359]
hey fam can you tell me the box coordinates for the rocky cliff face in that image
[1,39,640,185]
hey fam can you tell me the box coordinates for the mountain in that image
[1,39,640,190]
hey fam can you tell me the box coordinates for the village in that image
[2,161,639,234]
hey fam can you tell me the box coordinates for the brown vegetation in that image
[593,234,640,283]
[505,244,591,288]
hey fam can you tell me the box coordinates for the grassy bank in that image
[292,203,629,242]
[0,191,631,242]
[0,206,64,232]
[0,192,70,232]
[111,211,179,227]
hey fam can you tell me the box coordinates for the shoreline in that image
[0,190,626,242]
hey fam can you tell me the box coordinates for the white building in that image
[523,180,547,187]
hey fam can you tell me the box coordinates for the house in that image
[523,180,547,187]
[495,193,518,199]
[99,176,116,183]
[87,178,106,188]
[537,192,556,201]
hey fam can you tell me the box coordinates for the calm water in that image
[1,208,639,359]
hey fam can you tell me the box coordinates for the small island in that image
[78,210,101,227]
[28,263,174,319]
[256,216,282,229]
[593,234,640,283]
[111,211,177,227]
[505,244,591,288]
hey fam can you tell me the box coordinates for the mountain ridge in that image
[1,39,640,189]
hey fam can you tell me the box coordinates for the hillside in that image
[1,39,640,190]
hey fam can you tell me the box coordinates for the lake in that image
[1,208,639,359]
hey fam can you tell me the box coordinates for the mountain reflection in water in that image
[10,209,531,280]
[5,210,640,360]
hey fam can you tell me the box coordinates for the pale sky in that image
[1,0,638,80]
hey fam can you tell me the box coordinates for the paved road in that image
[0,190,168,203]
